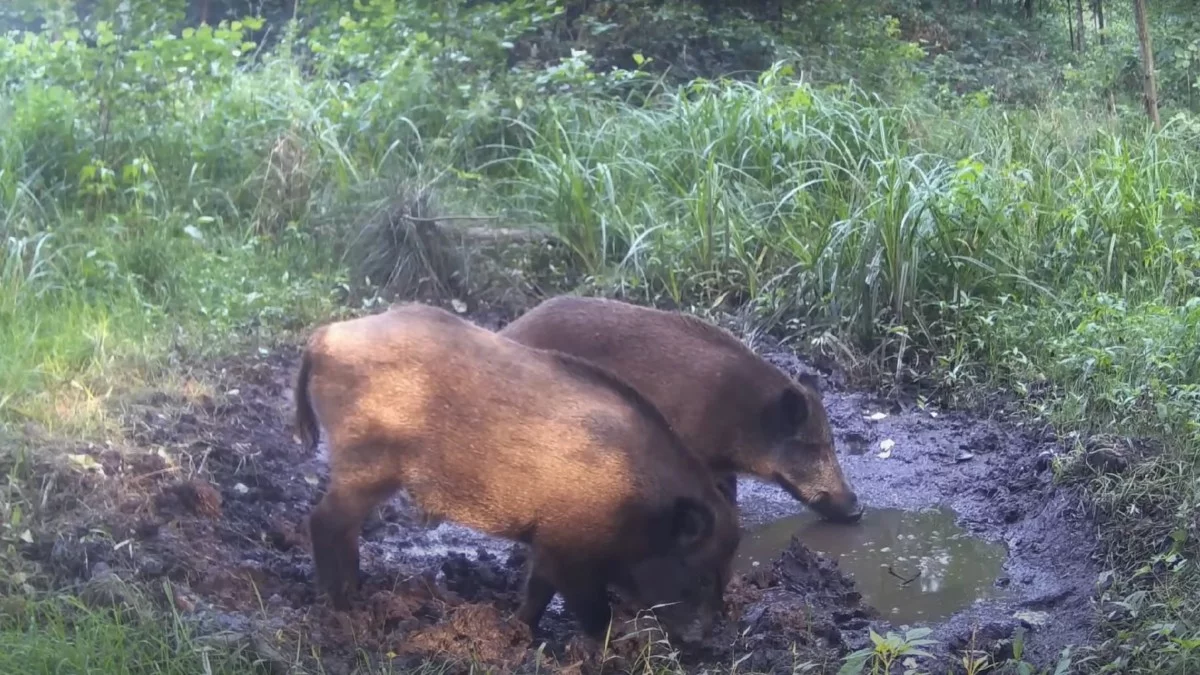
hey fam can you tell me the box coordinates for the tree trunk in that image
[1132,0,1161,127]
[1075,0,1086,50]
[1095,0,1113,113]
[196,0,210,25]
[766,0,783,27]
[1070,0,1080,48]
[1025,0,1035,19]
[1065,0,1076,49]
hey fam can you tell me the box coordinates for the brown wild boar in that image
[294,302,740,643]
[500,296,863,523]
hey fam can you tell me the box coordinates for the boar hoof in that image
[515,602,542,629]
[323,577,357,611]
[563,588,613,638]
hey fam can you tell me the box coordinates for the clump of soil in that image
[400,603,532,669]
[155,479,223,518]
[15,306,1101,673]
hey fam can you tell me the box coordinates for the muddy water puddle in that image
[735,506,1010,624]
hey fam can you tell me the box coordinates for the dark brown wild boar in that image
[499,296,863,523]
[294,302,740,643]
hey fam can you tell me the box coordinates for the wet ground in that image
[743,343,1100,665]
[15,304,1101,673]
[733,506,1011,625]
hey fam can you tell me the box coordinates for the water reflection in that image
[734,506,1009,624]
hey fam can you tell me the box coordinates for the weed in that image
[837,626,938,675]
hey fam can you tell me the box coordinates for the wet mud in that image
[16,306,1100,673]
[733,506,1012,625]
[743,344,1100,665]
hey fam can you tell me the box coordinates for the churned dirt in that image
[13,304,1100,674]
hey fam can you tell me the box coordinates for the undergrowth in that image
[0,593,254,674]
[1,0,1199,673]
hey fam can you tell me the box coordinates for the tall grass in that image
[496,72,1200,372]
[489,69,1200,669]
[0,596,254,675]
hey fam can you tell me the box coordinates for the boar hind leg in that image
[309,476,393,610]
[517,567,557,630]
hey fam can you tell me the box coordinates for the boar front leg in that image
[520,548,613,638]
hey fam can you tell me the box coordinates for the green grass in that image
[489,75,1200,670]
[0,594,255,675]
[1,3,1199,673]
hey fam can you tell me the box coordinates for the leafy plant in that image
[838,627,938,675]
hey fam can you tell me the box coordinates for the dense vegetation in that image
[1,0,1199,672]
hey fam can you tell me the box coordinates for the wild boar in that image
[294,302,740,643]
[499,296,862,523]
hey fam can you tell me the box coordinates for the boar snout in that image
[651,604,717,647]
[775,472,865,524]
[675,616,712,646]
[809,489,864,523]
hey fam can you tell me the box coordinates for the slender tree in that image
[1132,0,1161,127]
[1094,0,1117,112]
[1075,0,1086,50]
[1065,0,1076,49]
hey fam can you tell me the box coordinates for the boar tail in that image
[294,348,320,451]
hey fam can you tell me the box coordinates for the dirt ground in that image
[14,305,1100,674]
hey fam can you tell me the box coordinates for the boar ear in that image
[670,497,715,551]
[715,474,738,505]
[762,387,808,439]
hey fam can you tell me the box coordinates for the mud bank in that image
[17,307,1099,673]
[744,344,1100,665]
